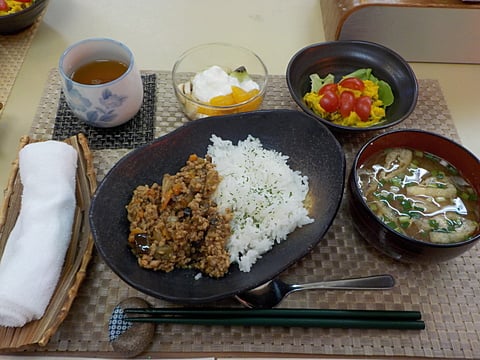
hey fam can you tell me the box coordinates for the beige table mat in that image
[8,70,480,359]
[0,18,43,109]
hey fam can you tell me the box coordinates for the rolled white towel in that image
[0,140,77,327]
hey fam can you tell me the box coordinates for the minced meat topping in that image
[126,154,232,278]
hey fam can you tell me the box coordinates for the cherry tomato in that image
[318,83,338,95]
[339,77,365,91]
[339,91,355,118]
[0,0,9,11]
[319,90,339,113]
[355,96,372,121]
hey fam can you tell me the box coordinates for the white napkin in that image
[0,140,78,327]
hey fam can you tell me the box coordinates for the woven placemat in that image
[0,15,43,108]
[13,71,480,359]
[52,74,156,149]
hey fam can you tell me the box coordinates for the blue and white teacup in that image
[59,38,143,128]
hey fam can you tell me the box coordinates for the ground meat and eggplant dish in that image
[126,154,232,278]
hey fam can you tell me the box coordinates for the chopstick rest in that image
[0,141,77,327]
[109,297,155,358]
[124,307,425,330]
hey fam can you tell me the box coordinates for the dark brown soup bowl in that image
[348,129,480,263]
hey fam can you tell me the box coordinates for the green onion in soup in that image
[357,148,479,244]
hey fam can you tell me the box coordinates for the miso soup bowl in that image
[59,38,144,128]
[348,129,480,264]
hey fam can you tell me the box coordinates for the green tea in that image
[71,59,128,85]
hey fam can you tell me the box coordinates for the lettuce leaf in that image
[377,80,394,106]
[343,68,373,81]
[309,73,334,93]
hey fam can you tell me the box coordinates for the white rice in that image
[207,134,314,272]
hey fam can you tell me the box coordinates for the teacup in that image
[59,38,143,128]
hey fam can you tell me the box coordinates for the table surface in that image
[1,1,480,359]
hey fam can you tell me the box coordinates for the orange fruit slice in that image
[197,86,263,117]
[209,93,235,106]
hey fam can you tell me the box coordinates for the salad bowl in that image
[286,40,418,133]
[0,0,49,34]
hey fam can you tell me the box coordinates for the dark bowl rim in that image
[286,39,419,133]
[350,128,480,249]
[0,0,47,19]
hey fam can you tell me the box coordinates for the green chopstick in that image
[124,315,424,330]
[123,308,425,330]
[124,307,422,321]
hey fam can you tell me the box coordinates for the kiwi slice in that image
[229,66,250,82]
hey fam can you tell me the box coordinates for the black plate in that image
[89,109,346,304]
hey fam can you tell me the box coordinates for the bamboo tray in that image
[0,133,97,350]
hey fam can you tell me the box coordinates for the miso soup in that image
[357,147,479,244]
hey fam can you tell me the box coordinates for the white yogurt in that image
[192,65,259,103]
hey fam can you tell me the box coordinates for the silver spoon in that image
[235,274,395,308]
